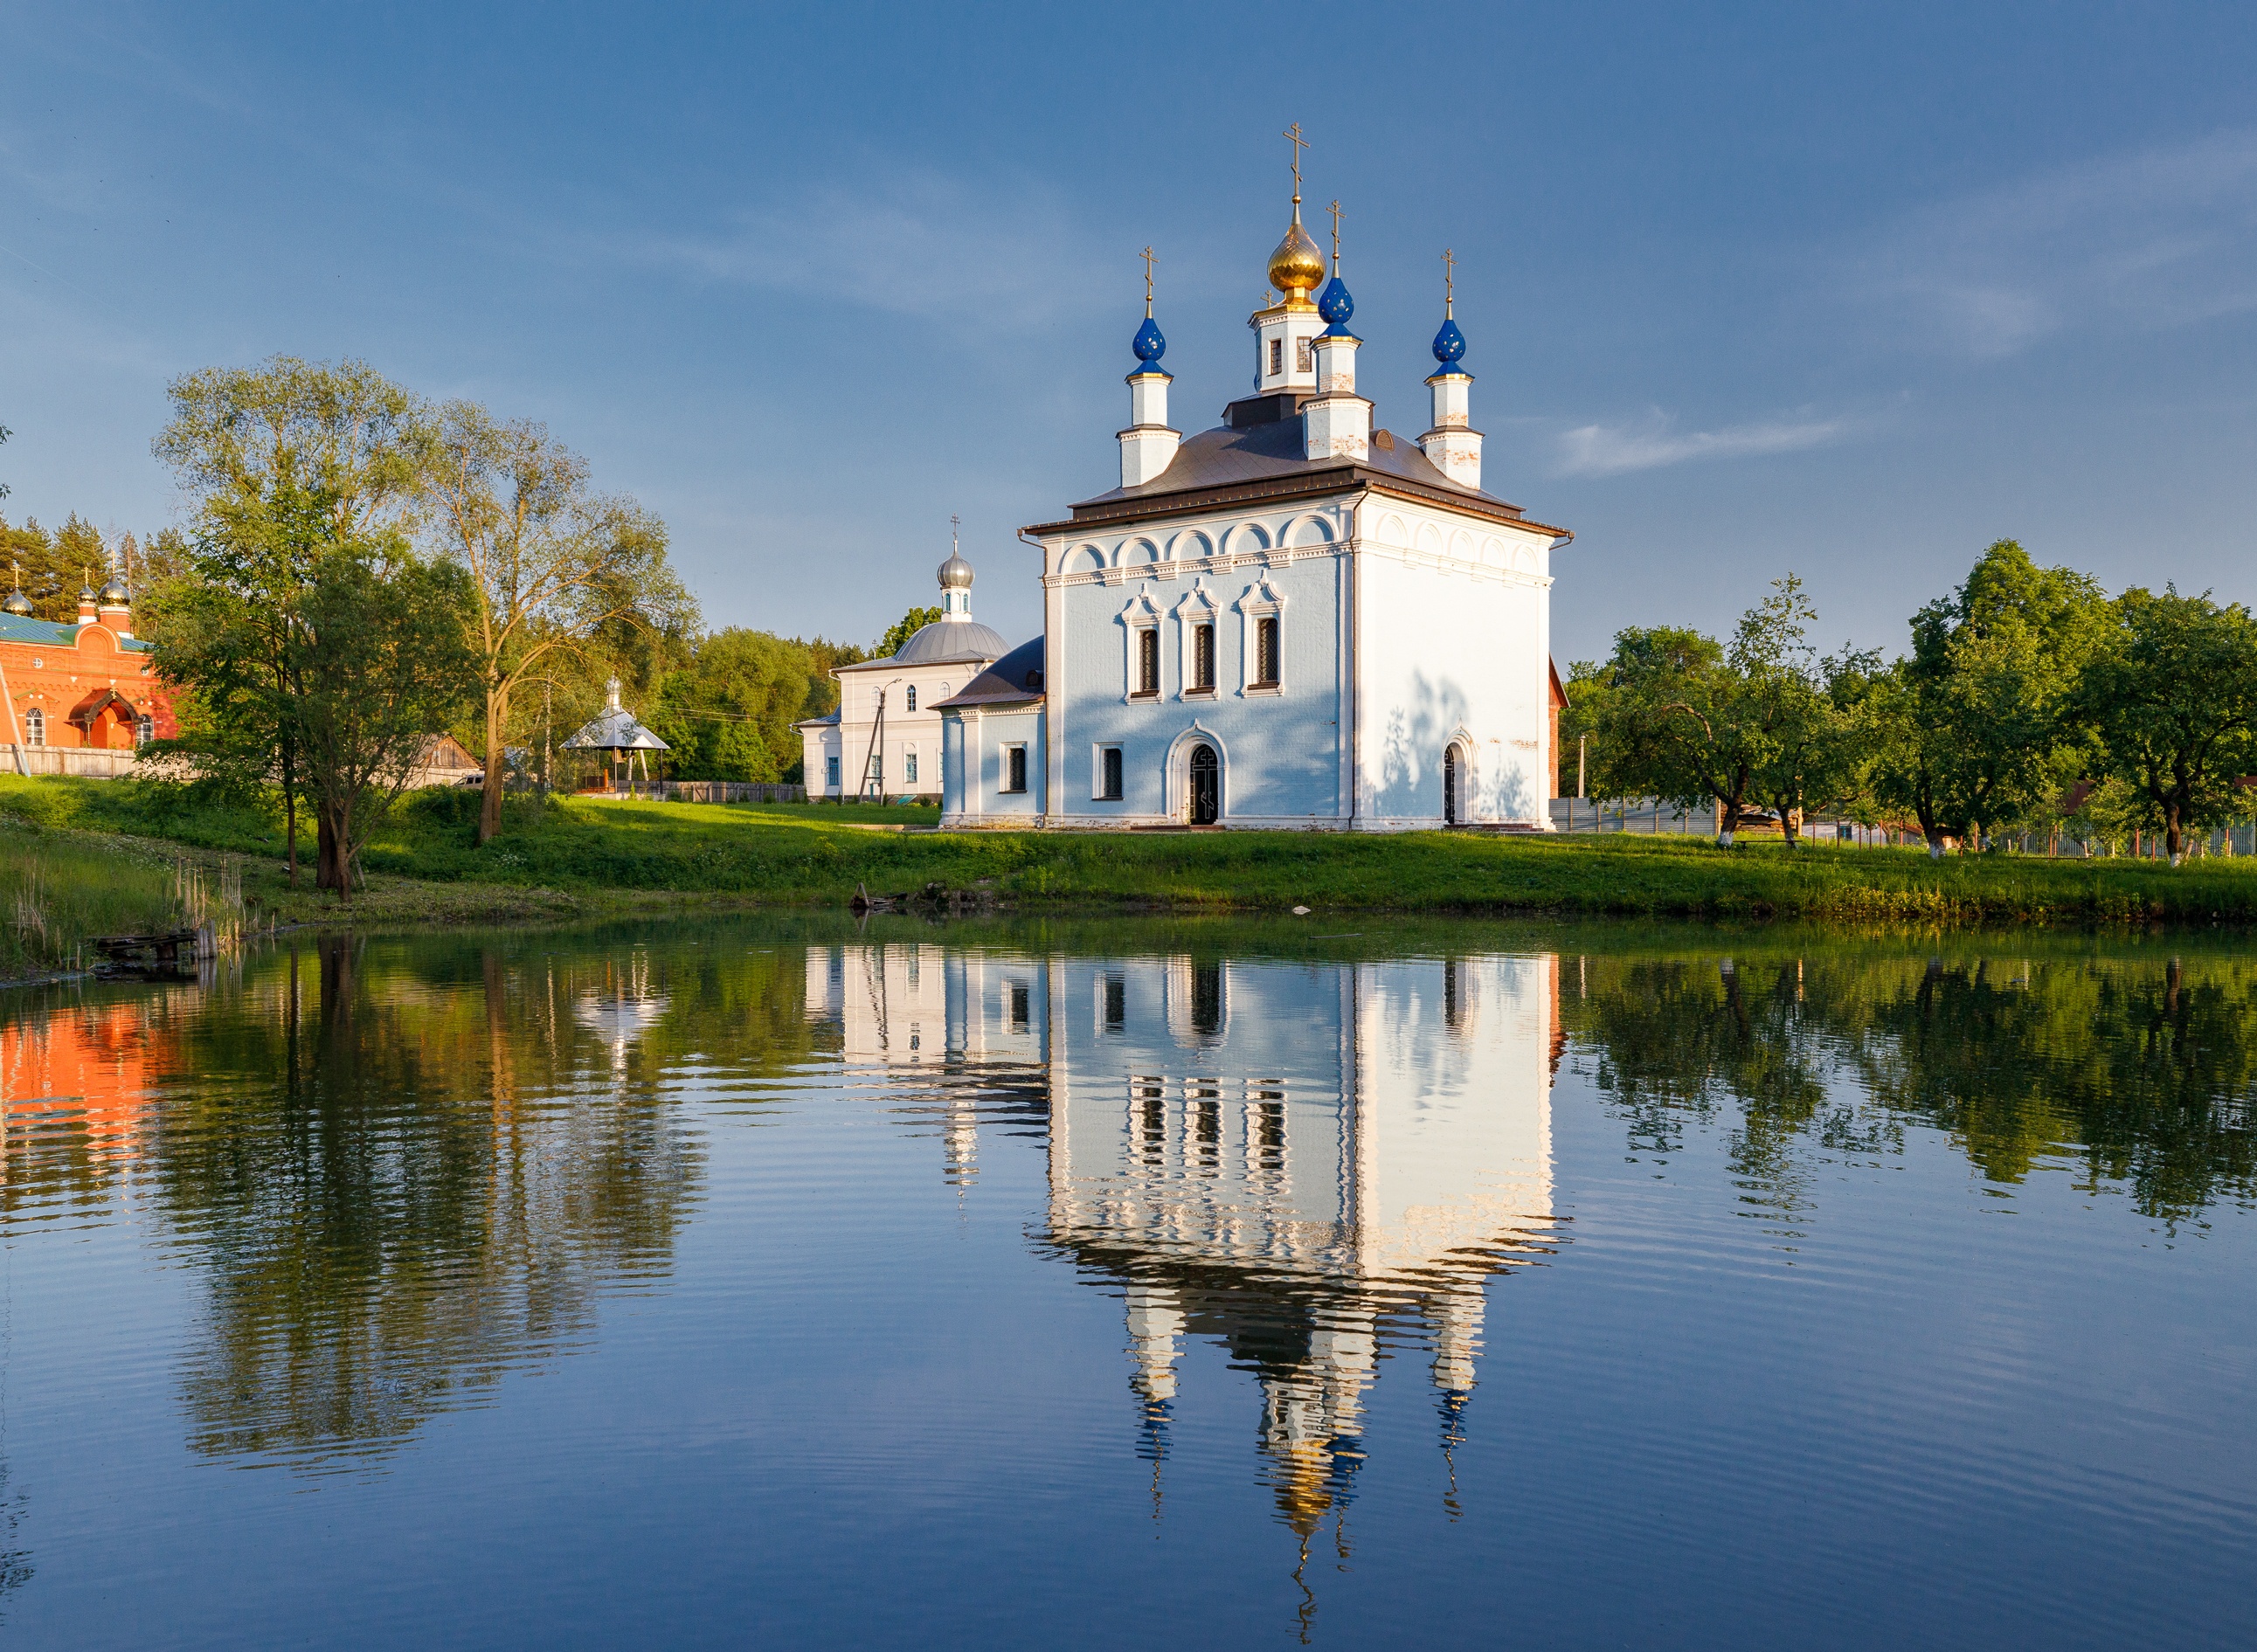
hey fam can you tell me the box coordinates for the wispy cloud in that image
[1553,410,1847,477]
[621,170,1090,328]
[1864,128,2257,357]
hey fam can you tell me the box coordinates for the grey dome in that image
[937,553,974,590]
[2,588,31,617]
[894,616,1007,665]
[99,575,129,605]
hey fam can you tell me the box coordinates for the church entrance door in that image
[1187,743,1219,826]
[1444,745,1461,826]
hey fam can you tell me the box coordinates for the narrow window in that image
[1296,336,1312,372]
[1010,985,1030,1028]
[903,747,919,785]
[1268,337,1282,377]
[1192,623,1215,691]
[1100,745,1123,800]
[1254,615,1280,687]
[1194,1091,1221,1165]
[1192,964,1222,1036]
[1256,1092,1285,1168]
[1104,975,1125,1029]
[905,685,916,713]
[1005,744,1028,794]
[825,755,840,788]
[136,714,154,747]
[1136,627,1160,696]
[24,708,43,748]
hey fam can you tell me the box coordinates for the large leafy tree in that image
[1872,541,2105,854]
[647,629,830,783]
[290,552,477,895]
[2077,585,2257,863]
[412,404,695,843]
[148,356,423,884]
[1584,580,1852,847]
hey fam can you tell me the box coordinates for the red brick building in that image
[1,575,176,774]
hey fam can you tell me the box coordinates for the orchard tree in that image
[2078,586,2257,864]
[412,404,695,844]
[1873,541,2105,854]
[875,605,943,659]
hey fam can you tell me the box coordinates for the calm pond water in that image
[0,916,2253,1649]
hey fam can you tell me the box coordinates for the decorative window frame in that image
[904,685,917,713]
[1235,577,1287,696]
[1091,743,1124,801]
[1172,582,1219,699]
[24,708,45,748]
[1000,743,1029,795]
[1118,590,1163,701]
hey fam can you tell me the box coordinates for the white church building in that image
[936,164,1570,829]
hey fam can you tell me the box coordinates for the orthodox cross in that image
[1442,247,1457,316]
[1282,123,1308,203]
[1327,200,1343,272]
[1141,245,1157,316]
[951,513,960,555]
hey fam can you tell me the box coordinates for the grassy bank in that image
[6,772,2257,931]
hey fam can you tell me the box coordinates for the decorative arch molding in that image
[1070,543,1107,575]
[1443,725,1481,826]
[1168,527,1216,563]
[1222,521,1272,558]
[1123,536,1162,567]
[1284,513,1335,548]
[1376,512,1409,548]
[1162,722,1229,825]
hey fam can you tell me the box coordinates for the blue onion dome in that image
[1430,316,1468,374]
[1317,273,1354,328]
[3,588,31,618]
[1131,315,1167,371]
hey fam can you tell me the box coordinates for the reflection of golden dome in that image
[1267,212,1326,308]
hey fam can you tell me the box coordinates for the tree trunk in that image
[280,741,299,887]
[479,681,509,845]
[2165,805,2184,867]
[315,801,355,901]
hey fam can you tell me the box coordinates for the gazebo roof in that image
[560,679,669,753]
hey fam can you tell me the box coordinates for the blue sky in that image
[5,2,2256,663]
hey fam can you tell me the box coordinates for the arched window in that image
[24,708,43,748]
[905,685,917,713]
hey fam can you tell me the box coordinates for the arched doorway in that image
[1443,744,1461,826]
[1187,743,1220,826]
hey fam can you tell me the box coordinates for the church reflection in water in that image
[808,943,1562,1542]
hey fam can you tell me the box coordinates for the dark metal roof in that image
[931,637,1044,711]
[1034,392,1553,535]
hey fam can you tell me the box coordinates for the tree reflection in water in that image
[142,933,707,1469]
[1562,942,2257,1227]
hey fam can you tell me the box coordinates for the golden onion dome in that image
[1266,211,1326,308]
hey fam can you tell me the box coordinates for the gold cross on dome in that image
[1283,123,1308,202]
[1141,245,1157,315]
[1327,200,1343,272]
[1443,247,1457,316]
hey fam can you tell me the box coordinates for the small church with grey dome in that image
[816,142,1570,828]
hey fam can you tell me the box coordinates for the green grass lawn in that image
[6,772,2256,930]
